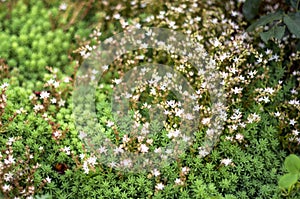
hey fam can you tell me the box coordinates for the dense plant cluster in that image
[0,0,299,198]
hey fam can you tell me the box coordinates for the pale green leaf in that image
[285,154,300,174]
[278,173,298,189]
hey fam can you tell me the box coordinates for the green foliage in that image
[245,0,300,44]
[0,0,299,198]
[283,12,300,38]
[278,154,300,196]
[260,25,285,43]
[246,11,284,32]
[287,0,300,10]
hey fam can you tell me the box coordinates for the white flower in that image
[235,133,244,142]
[4,155,15,165]
[291,89,298,94]
[51,98,57,104]
[34,104,44,111]
[63,146,71,155]
[83,165,89,174]
[79,154,85,159]
[201,118,211,125]
[53,131,61,137]
[181,167,190,175]
[114,146,124,154]
[16,107,25,114]
[266,49,272,55]
[289,99,299,105]
[2,184,11,192]
[109,162,118,168]
[87,156,97,166]
[221,158,232,166]
[258,96,270,103]
[47,79,55,85]
[164,110,170,115]
[64,77,70,83]
[40,91,50,99]
[155,182,165,190]
[78,131,87,139]
[198,147,209,157]
[58,99,65,107]
[1,82,9,89]
[139,144,149,153]
[45,176,51,183]
[193,105,201,111]
[53,81,59,88]
[102,65,109,71]
[154,148,161,153]
[4,172,13,182]
[175,178,183,185]
[248,70,257,78]
[175,108,184,117]
[98,146,107,154]
[7,137,15,145]
[290,119,297,126]
[270,54,279,61]
[59,3,67,10]
[121,159,132,167]
[264,87,275,95]
[112,78,122,85]
[152,169,160,177]
[106,121,115,127]
[274,112,280,117]
[167,129,180,138]
[292,130,299,136]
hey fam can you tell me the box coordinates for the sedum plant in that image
[0,0,299,198]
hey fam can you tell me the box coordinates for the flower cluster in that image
[0,137,50,198]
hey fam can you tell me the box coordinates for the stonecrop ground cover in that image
[0,0,300,198]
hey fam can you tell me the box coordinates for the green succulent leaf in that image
[283,12,300,38]
[242,0,262,21]
[284,154,300,174]
[247,11,284,32]
[278,173,298,189]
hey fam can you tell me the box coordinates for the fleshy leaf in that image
[284,154,300,174]
[278,173,298,189]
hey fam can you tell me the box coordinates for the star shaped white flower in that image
[1,82,9,89]
[2,184,11,192]
[290,119,297,126]
[139,144,149,153]
[155,182,165,190]
[152,169,160,177]
[274,112,280,117]
[40,91,50,99]
[221,158,232,166]
[45,176,51,183]
[58,99,65,107]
